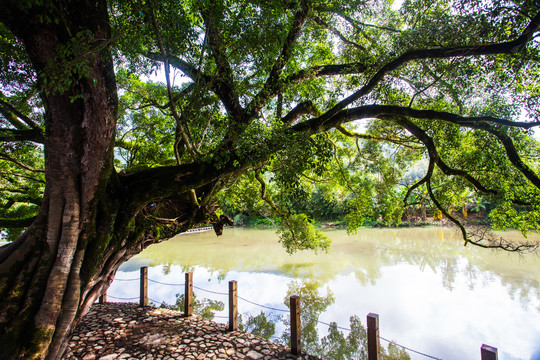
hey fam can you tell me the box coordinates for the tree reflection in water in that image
[238,312,277,340]
[159,293,224,320]
[157,280,410,359]
[278,279,410,360]
[113,228,539,359]
[140,228,539,308]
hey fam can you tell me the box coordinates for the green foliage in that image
[345,193,374,231]
[277,214,332,254]
[2,0,540,252]
[218,173,268,217]
[40,30,95,96]
[489,197,540,235]
[304,188,348,221]
[0,141,44,241]
[282,279,335,355]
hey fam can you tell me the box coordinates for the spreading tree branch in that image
[0,152,44,173]
[254,172,282,215]
[0,216,36,228]
[314,11,540,127]
[282,101,320,124]
[426,176,537,252]
[336,124,422,149]
[403,157,434,206]
[0,94,41,130]
[484,127,540,190]
[293,104,540,204]
[0,129,44,143]
[392,116,500,195]
[294,104,540,135]
[286,62,369,84]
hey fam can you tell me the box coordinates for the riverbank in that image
[233,216,491,230]
[63,303,320,360]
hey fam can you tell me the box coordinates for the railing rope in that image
[237,296,288,312]
[107,295,138,301]
[148,278,184,286]
[379,335,443,360]
[193,285,228,296]
[112,277,138,281]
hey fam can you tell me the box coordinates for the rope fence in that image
[148,279,185,286]
[112,277,139,282]
[149,297,164,305]
[237,295,289,313]
[101,267,499,360]
[193,284,228,296]
[379,336,443,360]
[107,295,139,301]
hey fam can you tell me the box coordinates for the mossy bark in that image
[0,2,232,358]
[0,2,187,359]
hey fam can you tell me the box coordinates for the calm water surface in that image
[108,227,540,360]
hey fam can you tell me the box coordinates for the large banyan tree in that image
[1,0,540,358]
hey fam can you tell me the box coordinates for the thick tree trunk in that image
[1,2,123,359]
[0,2,229,358]
[0,2,222,357]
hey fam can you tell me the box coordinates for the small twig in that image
[312,15,365,50]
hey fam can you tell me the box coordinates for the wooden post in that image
[229,280,238,331]
[367,313,380,360]
[481,344,498,360]
[99,293,107,304]
[185,272,193,317]
[290,295,301,355]
[140,266,148,306]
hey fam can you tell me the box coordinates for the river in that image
[107,227,540,360]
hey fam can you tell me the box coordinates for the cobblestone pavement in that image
[63,303,320,360]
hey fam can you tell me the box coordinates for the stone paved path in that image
[63,303,320,360]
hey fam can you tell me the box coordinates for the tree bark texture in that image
[0,1,115,359]
[0,2,207,359]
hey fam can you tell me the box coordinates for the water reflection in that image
[134,227,539,303]
[159,293,224,320]
[239,311,277,340]
[281,279,335,356]
[280,279,410,360]
[156,278,410,360]
[109,227,540,360]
